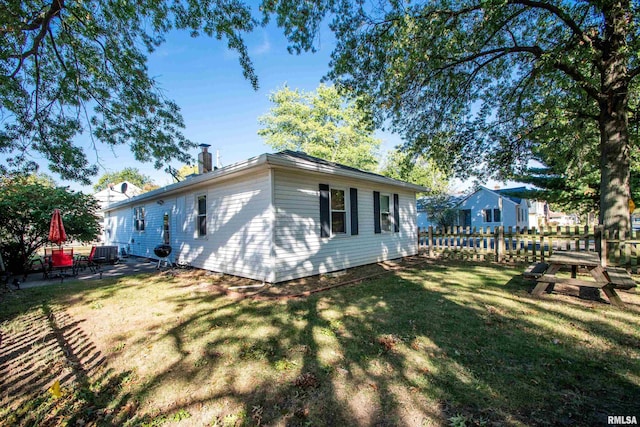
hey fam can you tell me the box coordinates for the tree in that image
[381,149,449,195]
[263,0,640,233]
[418,194,460,229]
[93,168,156,192]
[513,167,599,217]
[258,84,381,171]
[0,174,100,274]
[1,0,259,184]
[177,164,199,181]
[513,145,640,218]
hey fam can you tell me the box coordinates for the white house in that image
[102,150,427,283]
[94,181,144,242]
[93,181,143,210]
[455,186,534,230]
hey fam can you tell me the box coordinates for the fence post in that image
[497,226,505,262]
[428,226,433,258]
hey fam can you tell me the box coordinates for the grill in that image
[153,244,172,258]
[153,244,172,269]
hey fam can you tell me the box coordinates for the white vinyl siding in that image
[273,169,417,282]
[106,170,273,282]
[105,162,420,284]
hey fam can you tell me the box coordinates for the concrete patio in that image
[18,256,163,289]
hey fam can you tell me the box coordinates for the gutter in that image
[102,151,429,212]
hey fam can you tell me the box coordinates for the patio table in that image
[532,251,625,308]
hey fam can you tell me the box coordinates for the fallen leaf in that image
[49,380,62,399]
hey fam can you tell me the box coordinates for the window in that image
[197,195,207,237]
[134,207,145,231]
[460,209,472,227]
[380,194,391,232]
[163,213,170,244]
[484,209,492,223]
[330,188,346,234]
[493,208,501,223]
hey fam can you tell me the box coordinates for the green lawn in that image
[1,262,638,426]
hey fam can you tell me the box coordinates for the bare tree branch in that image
[9,0,65,77]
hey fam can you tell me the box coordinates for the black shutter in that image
[373,191,381,234]
[393,193,400,232]
[319,184,330,237]
[350,188,358,235]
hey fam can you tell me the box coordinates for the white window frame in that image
[330,187,347,235]
[380,193,392,232]
[196,194,207,238]
[134,206,145,232]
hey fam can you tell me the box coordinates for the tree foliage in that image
[258,84,381,171]
[93,167,156,192]
[262,0,640,233]
[418,194,460,229]
[515,146,640,217]
[380,149,449,196]
[0,174,100,274]
[1,0,259,184]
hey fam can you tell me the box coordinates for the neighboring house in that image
[527,198,549,229]
[454,186,534,229]
[547,210,580,226]
[102,150,427,283]
[93,181,143,210]
[632,211,640,231]
[94,181,144,242]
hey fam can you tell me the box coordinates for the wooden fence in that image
[418,225,640,271]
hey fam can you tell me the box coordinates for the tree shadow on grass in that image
[2,263,639,426]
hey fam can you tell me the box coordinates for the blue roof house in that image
[455,186,531,230]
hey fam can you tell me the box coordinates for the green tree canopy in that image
[380,149,449,196]
[93,168,156,192]
[262,0,640,233]
[513,146,640,218]
[418,194,460,229]
[258,84,381,171]
[1,0,259,184]
[0,174,100,274]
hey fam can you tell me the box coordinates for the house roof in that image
[102,150,429,211]
[416,195,465,212]
[495,187,528,204]
[456,186,528,208]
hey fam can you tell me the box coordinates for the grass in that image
[1,262,639,426]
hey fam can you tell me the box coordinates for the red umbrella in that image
[49,209,67,246]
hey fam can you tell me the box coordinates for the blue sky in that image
[27,20,507,193]
[53,22,405,192]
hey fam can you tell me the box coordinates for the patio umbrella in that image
[48,209,67,246]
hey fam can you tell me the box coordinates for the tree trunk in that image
[598,0,631,235]
[598,105,630,235]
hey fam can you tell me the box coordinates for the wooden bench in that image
[604,267,637,290]
[523,262,549,279]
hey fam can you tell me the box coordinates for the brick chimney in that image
[198,144,212,174]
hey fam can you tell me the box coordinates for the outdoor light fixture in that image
[157,200,164,205]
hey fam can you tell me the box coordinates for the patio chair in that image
[44,247,76,282]
[77,246,119,279]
